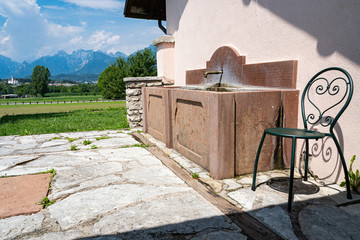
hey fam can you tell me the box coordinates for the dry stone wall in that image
[124,76,172,128]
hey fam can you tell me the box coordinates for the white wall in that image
[166,0,360,183]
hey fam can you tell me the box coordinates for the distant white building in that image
[1,94,18,99]
[8,76,19,85]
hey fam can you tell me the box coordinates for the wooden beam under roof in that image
[124,0,166,21]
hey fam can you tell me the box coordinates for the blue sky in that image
[0,0,163,62]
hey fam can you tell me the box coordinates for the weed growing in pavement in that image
[71,145,79,151]
[95,136,111,141]
[36,168,56,181]
[35,169,57,206]
[39,196,55,208]
[36,168,57,192]
[49,137,63,141]
[83,139,92,145]
[192,173,199,179]
[120,144,150,148]
[66,137,79,143]
[91,144,98,149]
[340,155,360,192]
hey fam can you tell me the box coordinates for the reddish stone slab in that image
[0,173,51,219]
[144,47,300,179]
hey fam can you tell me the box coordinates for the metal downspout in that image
[158,19,166,34]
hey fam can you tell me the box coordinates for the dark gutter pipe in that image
[158,19,167,34]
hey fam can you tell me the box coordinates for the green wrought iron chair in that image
[251,67,353,212]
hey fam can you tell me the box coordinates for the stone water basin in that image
[143,85,298,179]
[143,46,299,179]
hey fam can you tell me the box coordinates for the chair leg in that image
[332,135,352,199]
[288,137,296,212]
[252,132,266,191]
[304,139,309,181]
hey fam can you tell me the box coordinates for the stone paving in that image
[143,134,360,240]
[1,130,360,240]
[0,130,245,240]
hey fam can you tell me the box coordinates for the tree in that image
[14,84,33,97]
[98,48,157,99]
[31,65,50,97]
[127,48,157,77]
[98,57,127,99]
[0,83,14,94]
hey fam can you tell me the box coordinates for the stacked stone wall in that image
[124,76,171,128]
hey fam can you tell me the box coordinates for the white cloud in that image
[0,0,162,61]
[86,30,121,51]
[41,5,66,11]
[0,36,9,45]
[0,0,125,61]
[0,0,87,61]
[62,0,124,11]
[0,0,39,17]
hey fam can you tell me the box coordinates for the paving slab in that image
[0,166,64,178]
[0,135,15,145]
[222,179,242,191]
[40,139,69,148]
[8,130,360,240]
[0,213,44,239]
[0,155,39,171]
[0,130,249,239]
[49,184,192,230]
[143,132,360,240]
[17,144,72,154]
[0,148,14,156]
[192,230,247,240]
[340,203,360,217]
[122,165,185,185]
[14,154,92,168]
[299,205,360,240]
[91,191,239,236]
[49,174,124,200]
[0,173,51,218]
[249,206,298,240]
[227,188,257,210]
[26,230,84,240]
[52,162,123,189]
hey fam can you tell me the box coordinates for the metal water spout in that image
[203,70,223,87]
[203,70,223,78]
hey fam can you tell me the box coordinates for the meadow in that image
[0,94,106,104]
[0,101,129,136]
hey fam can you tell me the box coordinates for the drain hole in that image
[266,177,320,195]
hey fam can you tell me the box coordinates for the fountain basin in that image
[143,46,299,179]
[143,86,298,179]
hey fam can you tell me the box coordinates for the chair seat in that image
[265,127,325,139]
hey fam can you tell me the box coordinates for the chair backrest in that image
[301,67,354,134]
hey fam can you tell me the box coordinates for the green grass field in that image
[0,101,129,136]
[0,101,125,117]
[0,95,107,104]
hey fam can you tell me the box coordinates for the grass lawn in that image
[0,102,129,136]
[0,101,125,117]
[0,95,105,104]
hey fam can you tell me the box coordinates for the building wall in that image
[165,0,360,183]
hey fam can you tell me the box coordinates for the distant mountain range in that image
[0,46,155,82]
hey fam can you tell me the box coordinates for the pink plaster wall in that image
[165,0,360,183]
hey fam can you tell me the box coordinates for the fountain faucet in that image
[203,70,223,78]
